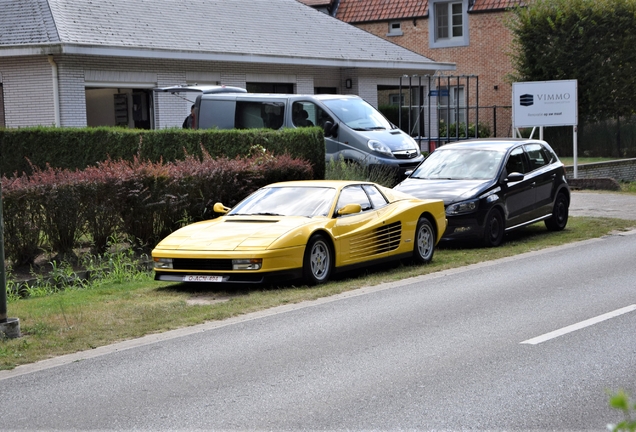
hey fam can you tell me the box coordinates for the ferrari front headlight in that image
[154,258,173,269]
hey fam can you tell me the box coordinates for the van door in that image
[290,101,338,160]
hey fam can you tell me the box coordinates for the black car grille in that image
[172,258,233,271]
[398,161,420,169]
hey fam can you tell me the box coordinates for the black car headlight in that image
[446,199,479,216]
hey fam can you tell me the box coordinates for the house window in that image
[389,94,404,106]
[387,21,403,36]
[429,0,469,48]
[435,2,463,40]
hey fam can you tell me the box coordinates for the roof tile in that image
[471,0,526,12]
[337,0,428,23]
[336,0,525,23]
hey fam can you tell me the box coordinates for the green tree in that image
[507,0,636,125]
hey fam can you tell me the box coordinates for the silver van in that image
[193,93,423,175]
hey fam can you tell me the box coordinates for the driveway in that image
[570,191,636,220]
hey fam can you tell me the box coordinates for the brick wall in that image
[565,159,636,182]
[354,11,515,138]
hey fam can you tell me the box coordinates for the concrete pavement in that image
[570,191,636,220]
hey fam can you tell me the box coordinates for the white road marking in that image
[521,304,636,345]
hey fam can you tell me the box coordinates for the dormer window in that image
[387,21,403,36]
[429,0,469,48]
[435,2,463,40]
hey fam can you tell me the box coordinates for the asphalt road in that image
[1,223,635,430]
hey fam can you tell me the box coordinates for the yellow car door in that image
[331,185,389,266]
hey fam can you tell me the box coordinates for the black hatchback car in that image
[394,139,570,246]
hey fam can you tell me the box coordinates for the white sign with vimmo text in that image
[512,80,577,127]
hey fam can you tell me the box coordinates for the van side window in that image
[198,99,235,129]
[292,102,333,128]
[236,101,284,129]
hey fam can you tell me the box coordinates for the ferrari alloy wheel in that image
[482,208,505,247]
[413,217,435,264]
[545,192,569,231]
[303,234,332,285]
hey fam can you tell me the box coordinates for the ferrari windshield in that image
[229,186,336,217]
[322,98,394,131]
[411,148,505,180]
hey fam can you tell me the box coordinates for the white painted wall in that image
[0,54,426,129]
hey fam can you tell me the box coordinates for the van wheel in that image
[303,234,333,285]
[413,217,435,264]
[545,192,569,231]
[482,208,504,247]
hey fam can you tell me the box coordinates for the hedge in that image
[1,149,314,266]
[0,126,325,179]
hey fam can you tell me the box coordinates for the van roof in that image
[198,93,361,100]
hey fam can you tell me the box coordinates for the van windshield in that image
[322,98,394,131]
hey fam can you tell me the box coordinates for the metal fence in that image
[382,75,515,153]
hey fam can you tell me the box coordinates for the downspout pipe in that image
[48,55,61,127]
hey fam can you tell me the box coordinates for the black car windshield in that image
[228,186,336,217]
[321,98,394,131]
[411,148,505,180]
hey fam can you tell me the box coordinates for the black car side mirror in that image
[506,172,524,182]
[323,121,338,138]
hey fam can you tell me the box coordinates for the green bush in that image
[0,126,325,179]
[608,390,636,432]
[325,156,400,188]
[1,176,45,266]
[439,121,491,139]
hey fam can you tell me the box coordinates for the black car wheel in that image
[413,217,435,264]
[483,208,505,247]
[545,192,569,231]
[303,234,333,285]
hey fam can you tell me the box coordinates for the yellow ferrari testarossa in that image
[152,180,447,285]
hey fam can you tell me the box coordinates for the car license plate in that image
[183,275,223,283]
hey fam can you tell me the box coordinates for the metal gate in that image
[394,74,481,153]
